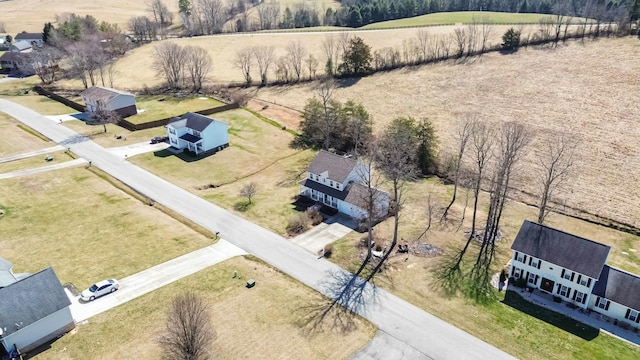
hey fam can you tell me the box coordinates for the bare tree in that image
[286,41,306,81]
[254,46,274,86]
[149,0,174,26]
[535,130,579,224]
[235,47,254,86]
[28,46,62,84]
[184,45,212,92]
[158,292,214,360]
[451,28,467,58]
[465,21,479,57]
[240,182,258,204]
[305,54,318,79]
[91,106,121,132]
[256,2,280,30]
[106,63,118,88]
[479,20,493,54]
[153,42,186,89]
[193,0,227,35]
[321,34,338,76]
[128,16,158,42]
[441,114,474,221]
[416,29,430,62]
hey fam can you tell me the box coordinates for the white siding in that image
[589,296,640,329]
[200,121,229,152]
[107,94,135,111]
[1,308,74,353]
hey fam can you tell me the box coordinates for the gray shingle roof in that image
[81,86,134,103]
[307,150,357,183]
[11,41,31,51]
[343,182,389,210]
[168,112,216,132]
[0,267,71,337]
[593,266,640,311]
[14,32,43,41]
[511,220,610,279]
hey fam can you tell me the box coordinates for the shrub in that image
[323,243,333,258]
[286,213,311,235]
[499,269,508,283]
[553,296,562,303]
[305,207,323,226]
[501,27,521,51]
[512,277,527,288]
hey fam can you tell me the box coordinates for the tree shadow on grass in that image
[502,290,599,340]
[233,200,252,212]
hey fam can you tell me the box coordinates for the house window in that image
[169,128,176,134]
[580,277,588,286]
[563,271,572,280]
[308,173,312,179]
[193,130,201,137]
[575,291,584,303]
[171,138,177,145]
[330,180,334,187]
[560,285,569,297]
[597,298,610,310]
[517,254,523,262]
[531,259,538,268]
[528,273,536,284]
[513,268,520,278]
[627,310,639,322]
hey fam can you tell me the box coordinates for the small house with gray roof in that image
[299,150,389,220]
[14,32,44,47]
[80,86,137,118]
[166,112,229,156]
[0,267,75,356]
[511,220,640,328]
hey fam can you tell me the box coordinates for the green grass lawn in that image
[362,11,560,29]
[0,149,72,174]
[127,95,224,125]
[62,119,167,148]
[36,256,375,360]
[2,92,80,115]
[0,113,52,156]
[0,167,213,290]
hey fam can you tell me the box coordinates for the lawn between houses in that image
[0,113,52,156]
[35,256,374,360]
[328,177,640,360]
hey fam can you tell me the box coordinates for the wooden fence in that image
[118,103,239,131]
[33,86,86,112]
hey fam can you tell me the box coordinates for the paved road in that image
[0,99,515,360]
[67,240,246,323]
[0,145,65,163]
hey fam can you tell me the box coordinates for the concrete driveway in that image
[106,141,170,159]
[1,99,516,360]
[0,145,65,164]
[67,240,246,323]
[0,158,87,179]
[291,214,355,254]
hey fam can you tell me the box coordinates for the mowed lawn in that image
[0,149,73,174]
[37,256,375,360]
[361,11,564,29]
[256,37,640,229]
[329,177,640,360]
[0,113,52,156]
[0,167,213,290]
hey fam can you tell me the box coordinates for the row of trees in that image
[152,42,213,91]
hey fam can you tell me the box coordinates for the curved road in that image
[0,99,515,360]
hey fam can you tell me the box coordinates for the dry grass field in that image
[0,112,52,156]
[38,256,374,360]
[0,0,179,33]
[255,37,640,228]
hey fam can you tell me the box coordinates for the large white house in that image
[299,150,389,220]
[80,86,137,118]
[0,267,75,356]
[511,220,640,328]
[166,112,229,156]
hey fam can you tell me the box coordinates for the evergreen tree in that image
[501,27,521,51]
[340,37,373,75]
[43,22,54,44]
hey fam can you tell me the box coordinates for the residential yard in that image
[127,95,225,125]
[0,113,52,156]
[2,92,79,115]
[0,167,213,290]
[0,149,72,174]
[62,120,166,148]
[328,177,640,360]
[256,37,640,229]
[36,256,375,360]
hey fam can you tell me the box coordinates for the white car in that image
[80,279,120,302]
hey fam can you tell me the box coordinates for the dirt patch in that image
[247,98,303,132]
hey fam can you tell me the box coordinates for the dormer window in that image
[193,130,201,137]
[330,180,334,187]
[563,271,572,280]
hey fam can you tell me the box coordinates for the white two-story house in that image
[299,150,389,220]
[511,220,640,328]
[166,112,229,156]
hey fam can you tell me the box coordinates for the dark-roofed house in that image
[511,220,610,309]
[80,86,137,118]
[14,32,44,47]
[299,150,389,219]
[591,266,640,327]
[511,220,640,328]
[0,52,31,74]
[166,112,229,156]
[0,267,75,356]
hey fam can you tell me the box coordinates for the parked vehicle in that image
[150,136,168,144]
[80,279,120,301]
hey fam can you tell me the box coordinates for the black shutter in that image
[587,278,592,287]
[572,289,577,300]
[511,267,515,277]
[605,301,610,310]
[582,294,587,304]
[556,284,561,294]
[515,251,519,261]
[528,257,532,266]
[535,275,539,285]
[537,261,541,269]
[570,272,575,282]
[577,275,582,284]
[526,271,530,282]
[561,269,566,278]
[636,315,639,323]
[524,255,528,263]
[625,309,631,319]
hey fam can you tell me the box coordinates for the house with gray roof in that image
[80,86,137,118]
[9,40,32,53]
[166,112,229,156]
[0,267,75,356]
[511,220,640,328]
[299,150,389,220]
[14,32,44,47]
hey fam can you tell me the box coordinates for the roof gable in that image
[0,267,70,337]
[307,151,358,183]
[81,86,134,103]
[593,266,640,311]
[15,32,43,41]
[343,182,389,210]
[168,112,222,132]
[511,220,610,279]
[0,51,27,62]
